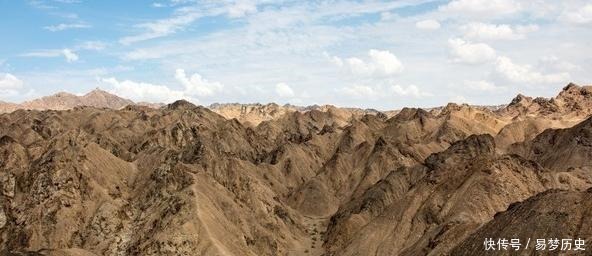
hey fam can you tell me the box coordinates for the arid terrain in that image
[1,83,592,255]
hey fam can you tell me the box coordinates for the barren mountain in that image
[452,188,592,255]
[498,83,592,119]
[209,103,300,126]
[0,89,158,113]
[0,101,18,113]
[1,83,592,255]
[20,89,133,111]
[509,115,592,171]
[209,103,389,126]
[494,84,592,150]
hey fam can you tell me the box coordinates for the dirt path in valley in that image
[288,215,329,256]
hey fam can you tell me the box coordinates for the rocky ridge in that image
[0,83,592,255]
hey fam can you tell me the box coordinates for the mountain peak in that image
[562,82,580,91]
[167,99,197,110]
[509,93,532,106]
[84,87,111,96]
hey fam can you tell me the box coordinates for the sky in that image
[0,0,591,110]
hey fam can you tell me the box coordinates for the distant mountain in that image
[209,103,391,126]
[22,88,134,110]
[208,103,300,126]
[0,88,168,113]
[0,88,133,112]
[0,101,18,113]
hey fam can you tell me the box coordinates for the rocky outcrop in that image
[452,189,592,255]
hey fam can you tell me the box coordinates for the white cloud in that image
[0,73,25,99]
[275,82,294,97]
[62,49,79,62]
[460,22,538,41]
[332,49,404,77]
[0,73,24,90]
[515,24,540,34]
[494,56,570,84]
[463,80,503,91]
[415,19,440,30]
[119,11,203,45]
[17,0,589,109]
[99,69,225,103]
[342,85,377,98]
[228,0,257,18]
[22,48,79,62]
[100,77,185,103]
[440,0,521,16]
[537,56,580,72]
[450,95,469,104]
[448,38,496,64]
[43,23,91,31]
[391,84,431,98]
[174,69,223,97]
[559,4,592,24]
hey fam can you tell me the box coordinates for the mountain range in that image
[1,83,592,255]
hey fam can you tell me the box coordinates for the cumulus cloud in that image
[440,0,521,16]
[342,85,377,98]
[415,19,441,30]
[391,84,431,98]
[174,69,223,97]
[494,56,570,84]
[460,22,538,41]
[331,49,404,77]
[100,77,185,103]
[559,4,592,24]
[100,69,225,103]
[448,38,496,64]
[22,48,79,62]
[275,82,294,97]
[62,49,79,62]
[0,73,25,98]
[0,73,24,90]
[43,23,91,32]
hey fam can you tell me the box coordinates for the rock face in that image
[451,189,592,255]
[494,83,592,150]
[323,132,592,256]
[509,116,592,171]
[209,103,388,126]
[0,83,592,255]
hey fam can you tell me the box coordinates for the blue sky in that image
[0,0,591,109]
